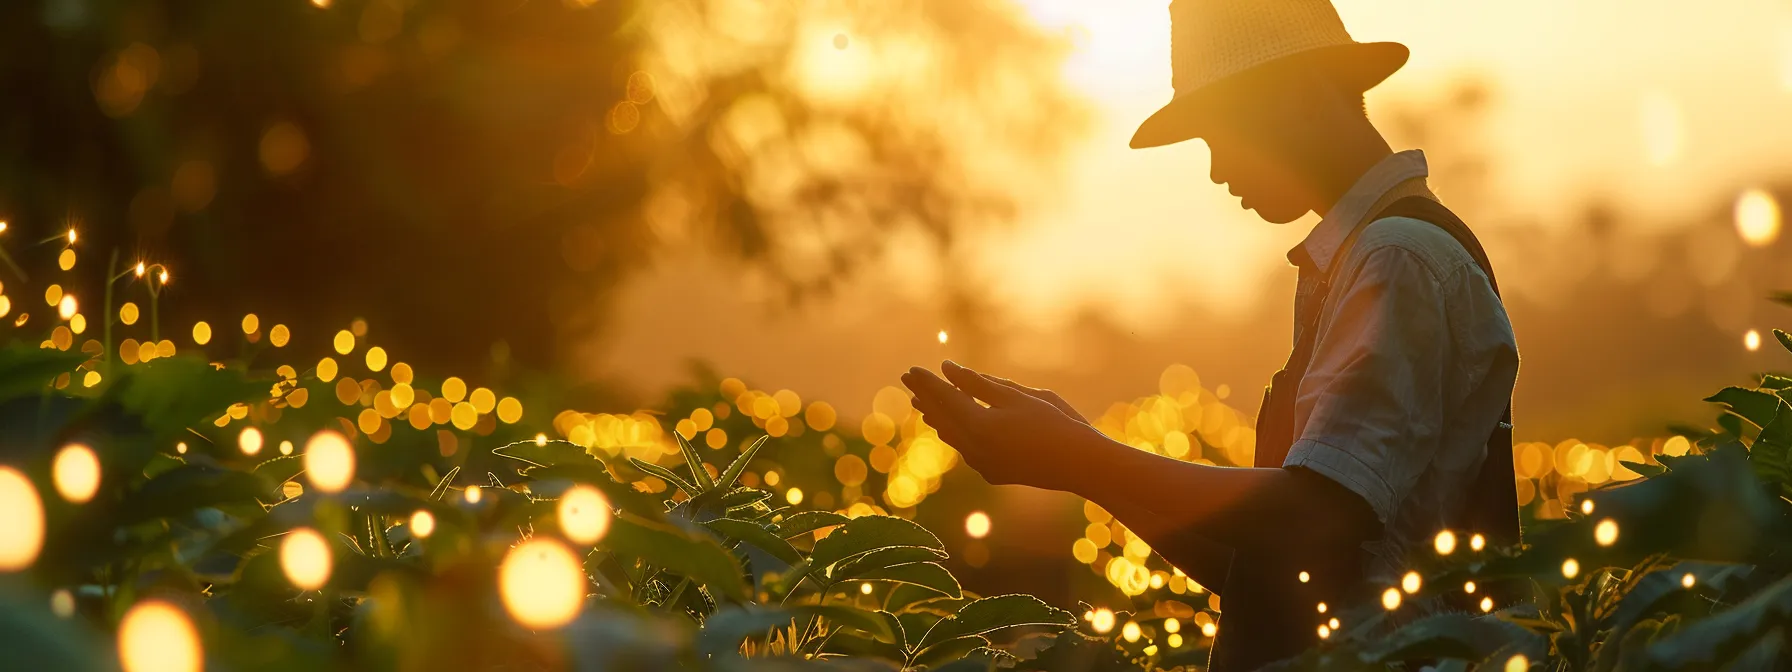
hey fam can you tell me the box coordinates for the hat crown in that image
[1169,0,1360,96]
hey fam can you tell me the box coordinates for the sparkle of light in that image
[1480,596,1494,612]
[0,467,45,570]
[785,487,803,505]
[1091,608,1115,634]
[1381,587,1402,610]
[1580,499,1595,515]
[558,485,611,545]
[465,485,483,503]
[1470,534,1486,551]
[1595,518,1619,547]
[1505,654,1529,672]
[191,321,211,345]
[1682,572,1696,588]
[239,427,264,456]
[1164,618,1179,633]
[1200,622,1217,637]
[303,430,355,493]
[1316,602,1326,613]
[58,295,77,320]
[499,538,586,630]
[52,443,101,504]
[1120,621,1141,642]
[965,511,991,539]
[1465,581,1477,594]
[118,600,201,672]
[1297,571,1309,583]
[281,527,332,590]
[279,440,294,456]
[1401,571,1422,594]
[1734,188,1781,247]
[860,582,873,595]
[1745,329,1762,352]
[937,330,949,344]
[333,330,354,355]
[410,509,435,538]
[1434,530,1457,555]
[1562,558,1581,579]
[135,262,146,276]
[1317,624,1330,639]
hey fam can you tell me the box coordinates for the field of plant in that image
[0,236,1790,672]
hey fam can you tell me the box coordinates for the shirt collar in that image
[1288,149,1430,274]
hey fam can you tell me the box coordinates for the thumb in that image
[940,361,1023,406]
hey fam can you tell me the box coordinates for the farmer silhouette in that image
[902,0,1521,668]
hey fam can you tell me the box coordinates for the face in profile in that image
[1191,67,1342,224]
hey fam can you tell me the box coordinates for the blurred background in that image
[5,0,1791,614]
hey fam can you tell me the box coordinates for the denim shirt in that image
[1280,150,1520,585]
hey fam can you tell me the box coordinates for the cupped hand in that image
[899,360,1101,491]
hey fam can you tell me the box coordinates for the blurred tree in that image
[0,0,1087,374]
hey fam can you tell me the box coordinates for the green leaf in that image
[0,344,88,404]
[1358,612,1544,664]
[627,458,698,497]
[696,604,893,658]
[1772,291,1792,307]
[774,511,850,538]
[1646,573,1792,669]
[523,463,662,519]
[493,438,600,468]
[111,356,267,438]
[1619,460,1666,478]
[716,435,768,492]
[1595,562,1752,672]
[116,463,269,526]
[911,635,991,668]
[914,594,1075,653]
[1760,375,1792,390]
[830,546,949,581]
[808,515,944,571]
[702,518,802,566]
[849,562,962,599]
[1704,387,1782,429]
[603,511,748,602]
[675,431,715,492]
[1776,329,1792,354]
[718,487,773,510]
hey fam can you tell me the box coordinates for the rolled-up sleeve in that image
[1283,245,1451,524]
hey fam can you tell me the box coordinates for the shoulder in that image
[1338,216,1480,284]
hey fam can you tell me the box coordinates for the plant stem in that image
[103,249,117,375]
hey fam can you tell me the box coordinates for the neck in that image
[1307,122,1394,216]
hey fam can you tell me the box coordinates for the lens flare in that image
[52,443,101,504]
[118,600,201,672]
[964,511,991,539]
[499,538,586,630]
[303,430,355,493]
[0,467,45,571]
[557,485,611,545]
[281,527,332,590]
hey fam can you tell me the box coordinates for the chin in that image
[1250,204,1307,224]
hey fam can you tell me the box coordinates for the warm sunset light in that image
[499,538,585,630]
[965,511,991,538]
[303,430,355,493]
[1735,188,1782,247]
[1745,329,1762,352]
[0,468,45,571]
[558,485,611,545]
[118,600,201,672]
[937,330,949,344]
[52,443,101,503]
[281,527,332,590]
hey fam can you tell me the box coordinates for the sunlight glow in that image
[53,443,101,504]
[1734,188,1781,247]
[965,511,991,539]
[118,600,201,672]
[281,527,332,590]
[558,485,612,545]
[499,538,585,630]
[1745,329,1762,352]
[0,467,45,571]
[303,430,355,493]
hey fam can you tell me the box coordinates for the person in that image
[900,0,1521,669]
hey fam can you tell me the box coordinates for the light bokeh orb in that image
[118,600,201,672]
[557,485,611,545]
[0,468,45,571]
[1401,571,1422,595]
[1433,530,1457,555]
[499,538,586,630]
[1595,518,1619,547]
[1090,607,1115,634]
[964,511,991,539]
[303,430,355,493]
[410,510,436,539]
[52,443,101,504]
[1735,188,1781,247]
[281,527,333,590]
[239,427,264,456]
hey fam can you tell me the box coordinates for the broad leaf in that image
[112,356,267,438]
[914,594,1074,653]
[830,546,949,581]
[628,458,698,498]
[775,511,851,538]
[808,516,944,571]
[1358,612,1543,664]
[1705,387,1780,429]
[675,431,715,492]
[1646,573,1792,669]
[715,435,769,493]
[910,635,990,668]
[703,518,802,566]
[849,562,962,599]
[604,511,748,601]
[697,604,893,658]
[116,463,269,526]
[493,438,601,468]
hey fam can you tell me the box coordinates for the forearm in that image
[1097,496,1234,596]
[1067,431,1375,555]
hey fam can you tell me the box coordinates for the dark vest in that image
[1207,196,1521,672]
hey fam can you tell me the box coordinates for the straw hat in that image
[1130,0,1408,149]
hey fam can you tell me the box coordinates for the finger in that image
[977,371,1088,424]
[902,368,985,421]
[940,361,1024,406]
[909,394,975,448]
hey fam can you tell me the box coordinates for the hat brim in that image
[1129,41,1409,150]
